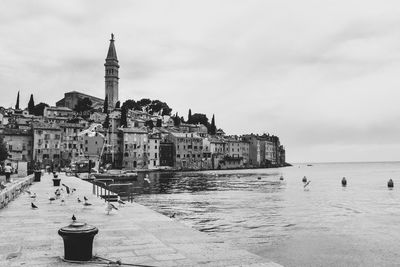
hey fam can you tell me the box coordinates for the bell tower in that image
[105,33,119,108]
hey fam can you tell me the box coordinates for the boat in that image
[92,170,138,181]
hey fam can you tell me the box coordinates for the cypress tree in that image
[120,106,127,127]
[188,109,192,124]
[104,95,109,114]
[15,91,20,110]
[115,101,120,109]
[28,94,35,114]
[103,113,110,129]
[0,136,9,162]
[210,114,216,135]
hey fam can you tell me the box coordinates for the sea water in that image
[116,162,400,266]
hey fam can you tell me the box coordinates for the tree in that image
[28,94,35,114]
[75,97,93,114]
[122,99,140,111]
[137,98,151,108]
[210,114,216,135]
[145,120,154,129]
[120,106,127,127]
[156,118,162,127]
[103,113,110,129]
[191,113,209,127]
[188,109,192,124]
[32,102,49,116]
[0,136,8,162]
[115,101,120,109]
[103,95,108,114]
[15,91,20,110]
[173,113,181,126]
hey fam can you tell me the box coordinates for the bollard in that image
[34,171,41,182]
[388,179,394,188]
[53,178,61,187]
[58,221,99,261]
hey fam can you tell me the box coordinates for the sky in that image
[1,0,400,163]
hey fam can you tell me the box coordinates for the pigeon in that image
[83,201,92,206]
[117,196,125,206]
[31,202,38,209]
[5,246,22,260]
[84,196,88,201]
[77,197,82,203]
[106,202,118,214]
[170,213,176,218]
[71,188,76,194]
[72,214,76,221]
[62,184,70,194]
[55,189,61,198]
[48,195,56,203]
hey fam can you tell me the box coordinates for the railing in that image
[91,179,136,203]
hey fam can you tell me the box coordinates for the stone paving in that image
[0,173,281,267]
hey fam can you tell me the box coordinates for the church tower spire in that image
[105,33,119,109]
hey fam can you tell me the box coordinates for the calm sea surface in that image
[114,162,400,266]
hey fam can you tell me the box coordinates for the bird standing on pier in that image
[106,202,118,215]
[62,184,70,195]
[117,196,125,207]
[84,196,88,202]
[31,202,38,209]
[83,199,92,206]
[48,194,56,203]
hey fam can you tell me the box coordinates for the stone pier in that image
[0,173,281,266]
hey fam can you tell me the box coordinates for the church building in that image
[56,34,120,110]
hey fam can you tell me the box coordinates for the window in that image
[155,153,157,159]
[155,145,157,149]
[85,147,88,152]
[154,160,156,165]
[85,140,88,144]
[177,154,180,158]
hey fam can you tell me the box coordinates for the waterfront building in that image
[159,141,174,167]
[120,127,148,169]
[242,134,261,167]
[167,132,203,169]
[147,133,161,169]
[1,128,33,163]
[59,123,85,166]
[32,123,62,168]
[105,33,119,108]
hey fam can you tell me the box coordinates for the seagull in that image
[72,214,76,221]
[55,189,61,198]
[48,195,56,203]
[83,201,92,206]
[117,196,125,206]
[106,202,118,214]
[84,196,88,201]
[77,197,82,203]
[5,246,22,260]
[31,202,38,209]
[62,184,70,194]
[170,213,176,218]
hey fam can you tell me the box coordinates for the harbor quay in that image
[0,173,281,267]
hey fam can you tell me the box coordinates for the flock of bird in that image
[26,175,126,216]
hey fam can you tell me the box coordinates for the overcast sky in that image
[1,0,400,163]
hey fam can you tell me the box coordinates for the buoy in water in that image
[302,176,307,183]
[388,179,394,188]
[341,177,347,187]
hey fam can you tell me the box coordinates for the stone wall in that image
[0,175,34,209]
